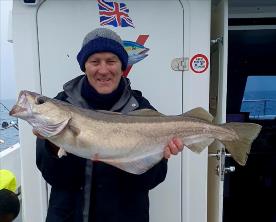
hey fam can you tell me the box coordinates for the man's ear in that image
[120,68,124,75]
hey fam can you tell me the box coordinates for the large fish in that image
[10,90,262,174]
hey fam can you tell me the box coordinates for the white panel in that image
[229,6,276,18]
[181,0,211,222]
[12,1,48,221]
[122,2,184,221]
[0,144,21,189]
[126,1,183,115]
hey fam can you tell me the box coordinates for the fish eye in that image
[35,96,46,105]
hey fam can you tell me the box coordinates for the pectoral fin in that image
[68,125,81,136]
[33,118,71,138]
[57,147,68,158]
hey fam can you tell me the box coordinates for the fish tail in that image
[221,122,262,166]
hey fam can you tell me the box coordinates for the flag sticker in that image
[97,0,135,28]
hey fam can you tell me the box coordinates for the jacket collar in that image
[63,75,139,113]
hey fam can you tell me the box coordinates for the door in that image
[208,0,228,222]
[224,28,276,222]
[37,0,184,221]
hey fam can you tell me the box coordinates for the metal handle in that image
[224,166,235,174]
[208,150,221,160]
[209,149,235,180]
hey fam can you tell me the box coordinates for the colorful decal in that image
[97,0,134,28]
[123,35,149,77]
[123,41,149,65]
[190,54,209,74]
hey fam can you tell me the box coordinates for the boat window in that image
[241,76,276,120]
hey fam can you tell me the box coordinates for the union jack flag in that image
[97,0,135,28]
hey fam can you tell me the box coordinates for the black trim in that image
[23,0,37,3]
[229,17,276,26]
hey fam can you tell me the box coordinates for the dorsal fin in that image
[127,109,165,116]
[182,107,213,123]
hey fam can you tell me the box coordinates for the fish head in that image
[10,90,71,137]
[9,90,40,119]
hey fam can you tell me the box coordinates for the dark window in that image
[241,76,276,120]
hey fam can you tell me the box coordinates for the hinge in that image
[171,57,189,71]
[211,36,223,45]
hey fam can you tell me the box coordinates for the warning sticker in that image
[190,54,209,74]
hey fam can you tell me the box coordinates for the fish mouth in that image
[9,104,28,116]
[9,90,36,117]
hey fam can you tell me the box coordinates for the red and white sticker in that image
[190,54,209,74]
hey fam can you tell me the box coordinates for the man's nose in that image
[98,62,109,74]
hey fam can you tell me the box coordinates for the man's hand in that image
[164,137,184,159]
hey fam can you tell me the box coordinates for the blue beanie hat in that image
[77,28,128,72]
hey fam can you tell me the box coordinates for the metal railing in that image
[241,99,276,119]
[0,102,19,145]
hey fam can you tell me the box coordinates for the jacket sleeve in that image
[36,138,85,190]
[127,158,168,191]
[35,92,85,190]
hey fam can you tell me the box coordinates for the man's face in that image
[84,52,123,94]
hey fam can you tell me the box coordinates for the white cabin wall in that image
[181,0,211,222]
[229,5,276,18]
[12,1,48,221]
[0,144,21,190]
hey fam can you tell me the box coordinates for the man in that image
[36,27,183,222]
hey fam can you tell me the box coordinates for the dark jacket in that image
[36,75,168,222]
